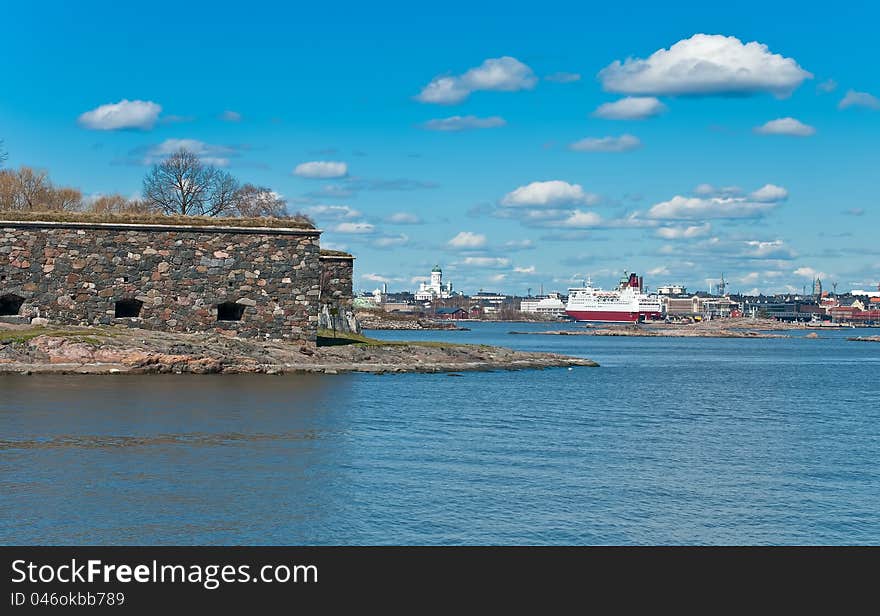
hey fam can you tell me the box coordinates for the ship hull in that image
[565,309,640,323]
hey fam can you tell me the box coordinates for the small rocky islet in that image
[0,324,599,375]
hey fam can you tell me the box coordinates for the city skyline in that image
[2,1,878,295]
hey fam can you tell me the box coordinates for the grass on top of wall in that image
[0,210,316,230]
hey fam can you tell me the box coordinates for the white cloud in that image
[649,184,787,220]
[838,89,880,110]
[738,272,760,284]
[598,34,811,97]
[78,99,162,130]
[448,231,487,249]
[647,266,670,276]
[501,180,598,207]
[489,274,507,283]
[362,273,390,283]
[504,239,534,250]
[332,222,375,234]
[793,266,825,278]
[817,79,837,93]
[305,205,362,220]
[385,212,422,224]
[144,139,233,166]
[293,161,348,179]
[569,134,641,152]
[374,234,409,248]
[416,56,537,104]
[655,223,712,239]
[749,184,788,202]
[545,72,581,83]
[552,210,603,228]
[462,257,510,268]
[754,117,815,137]
[422,115,506,131]
[649,196,774,220]
[221,110,242,122]
[592,97,667,120]
[693,184,742,197]
[513,265,536,274]
[742,240,795,259]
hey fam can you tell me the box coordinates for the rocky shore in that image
[0,324,598,375]
[848,336,880,343]
[510,318,796,339]
[355,310,467,331]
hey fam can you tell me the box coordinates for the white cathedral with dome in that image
[414,265,454,301]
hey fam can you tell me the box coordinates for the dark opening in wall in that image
[0,294,25,316]
[217,301,245,322]
[114,298,144,318]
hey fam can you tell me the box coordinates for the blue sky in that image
[2,0,878,295]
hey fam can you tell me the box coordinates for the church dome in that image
[431,265,442,273]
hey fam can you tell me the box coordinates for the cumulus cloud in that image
[143,139,234,166]
[513,266,536,274]
[649,184,787,220]
[501,181,598,207]
[221,110,242,122]
[748,184,788,202]
[78,99,162,130]
[362,273,391,283]
[374,234,409,248]
[416,56,537,104]
[742,240,796,259]
[332,222,375,234]
[694,184,742,197]
[461,257,510,268]
[305,205,362,220]
[448,231,487,249]
[754,117,815,137]
[598,34,811,97]
[550,210,603,228]
[293,161,348,179]
[647,266,670,276]
[838,89,880,110]
[793,266,825,278]
[569,134,641,152]
[545,72,581,83]
[655,223,712,239]
[504,239,534,250]
[592,97,667,120]
[421,115,506,131]
[385,212,423,224]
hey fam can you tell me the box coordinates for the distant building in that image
[520,293,566,316]
[661,294,738,318]
[435,307,467,319]
[414,265,454,301]
[656,284,687,296]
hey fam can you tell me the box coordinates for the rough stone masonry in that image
[0,219,326,342]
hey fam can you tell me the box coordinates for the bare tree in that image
[232,184,288,218]
[142,149,240,216]
[47,187,82,211]
[0,140,7,168]
[0,166,83,212]
[88,194,156,215]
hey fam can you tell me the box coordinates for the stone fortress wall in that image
[318,250,359,334]
[0,219,347,342]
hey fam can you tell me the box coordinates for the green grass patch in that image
[0,327,111,345]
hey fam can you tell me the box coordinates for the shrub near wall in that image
[0,219,322,342]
